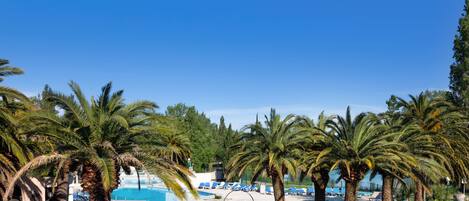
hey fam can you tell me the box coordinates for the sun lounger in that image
[211,182,219,189]
[296,188,306,195]
[232,183,242,191]
[307,187,314,195]
[266,186,273,194]
[198,182,210,189]
[250,184,258,191]
[217,182,225,189]
[288,187,298,195]
[368,192,382,201]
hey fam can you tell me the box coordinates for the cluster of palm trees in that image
[1,58,468,201]
[0,61,195,201]
[227,93,469,201]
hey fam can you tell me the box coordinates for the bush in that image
[430,184,458,201]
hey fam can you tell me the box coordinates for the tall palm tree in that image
[396,92,461,201]
[297,112,333,201]
[4,82,194,201]
[371,116,419,201]
[227,109,304,201]
[366,111,403,201]
[136,116,198,198]
[148,116,192,164]
[317,107,406,201]
[0,60,35,200]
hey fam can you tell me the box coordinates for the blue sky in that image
[0,0,464,128]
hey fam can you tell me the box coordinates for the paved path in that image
[200,189,362,201]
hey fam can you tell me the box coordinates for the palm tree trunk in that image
[137,170,141,190]
[345,180,358,201]
[271,172,285,201]
[313,181,326,201]
[81,164,109,201]
[50,169,69,201]
[414,182,424,201]
[382,173,393,201]
[311,170,329,201]
[111,164,121,191]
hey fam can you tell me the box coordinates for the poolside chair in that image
[241,185,250,192]
[217,182,225,189]
[198,182,204,189]
[288,187,298,195]
[331,187,341,196]
[211,182,218,189]
[199,182,210,189]
[73,192,89,201]
[368,192,382,201]
[307,187,314,195]
[225,182,235,190]
[204,182,211,189]
[249,184,258,191]
[266,186,273,194]
[296,188,306,195]
[325,187,338,198]
[325,187,333,196]
[232,183,241,191]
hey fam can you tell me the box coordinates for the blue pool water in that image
[111,188,213,201]
[112,188,167,201]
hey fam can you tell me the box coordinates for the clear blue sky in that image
[0,0,464,128]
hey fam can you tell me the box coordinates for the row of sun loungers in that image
[198,182,258,192]
[198,182,380,200]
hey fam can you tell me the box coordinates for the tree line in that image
[225,2,469,201]
[226,92,468,201]
[1,1,469,201]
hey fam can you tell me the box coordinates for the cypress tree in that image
[450,0,469,107]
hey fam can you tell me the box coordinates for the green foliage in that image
[3,81,197,201]
[227,109,304,201]
[319,107,407,183]
[215,117,241,169]
[429,184,458,201]
[166,103,218,172]
[227,109,304,182]
[0,61,33,198]
[450,0,469,108]
[397,93,468,183]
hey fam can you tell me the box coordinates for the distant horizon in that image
[1,0,462,129]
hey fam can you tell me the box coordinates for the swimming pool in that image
[111,188,214,201]
[112,188,167,201]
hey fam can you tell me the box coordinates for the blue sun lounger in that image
[307,187,314,195]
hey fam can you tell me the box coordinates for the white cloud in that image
[205,104,386,130]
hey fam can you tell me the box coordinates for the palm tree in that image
[0,60,35,200]
[372,118,419,201]
[317,107,406,201]
[4,82,195,201]
[0,59,29,102]
[135,116,198,198]
[297,112,333,201]
[226,109,304,201]
[396,92,460,201]
[148,115,192,164]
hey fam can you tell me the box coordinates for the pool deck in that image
[200,189,374,201]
